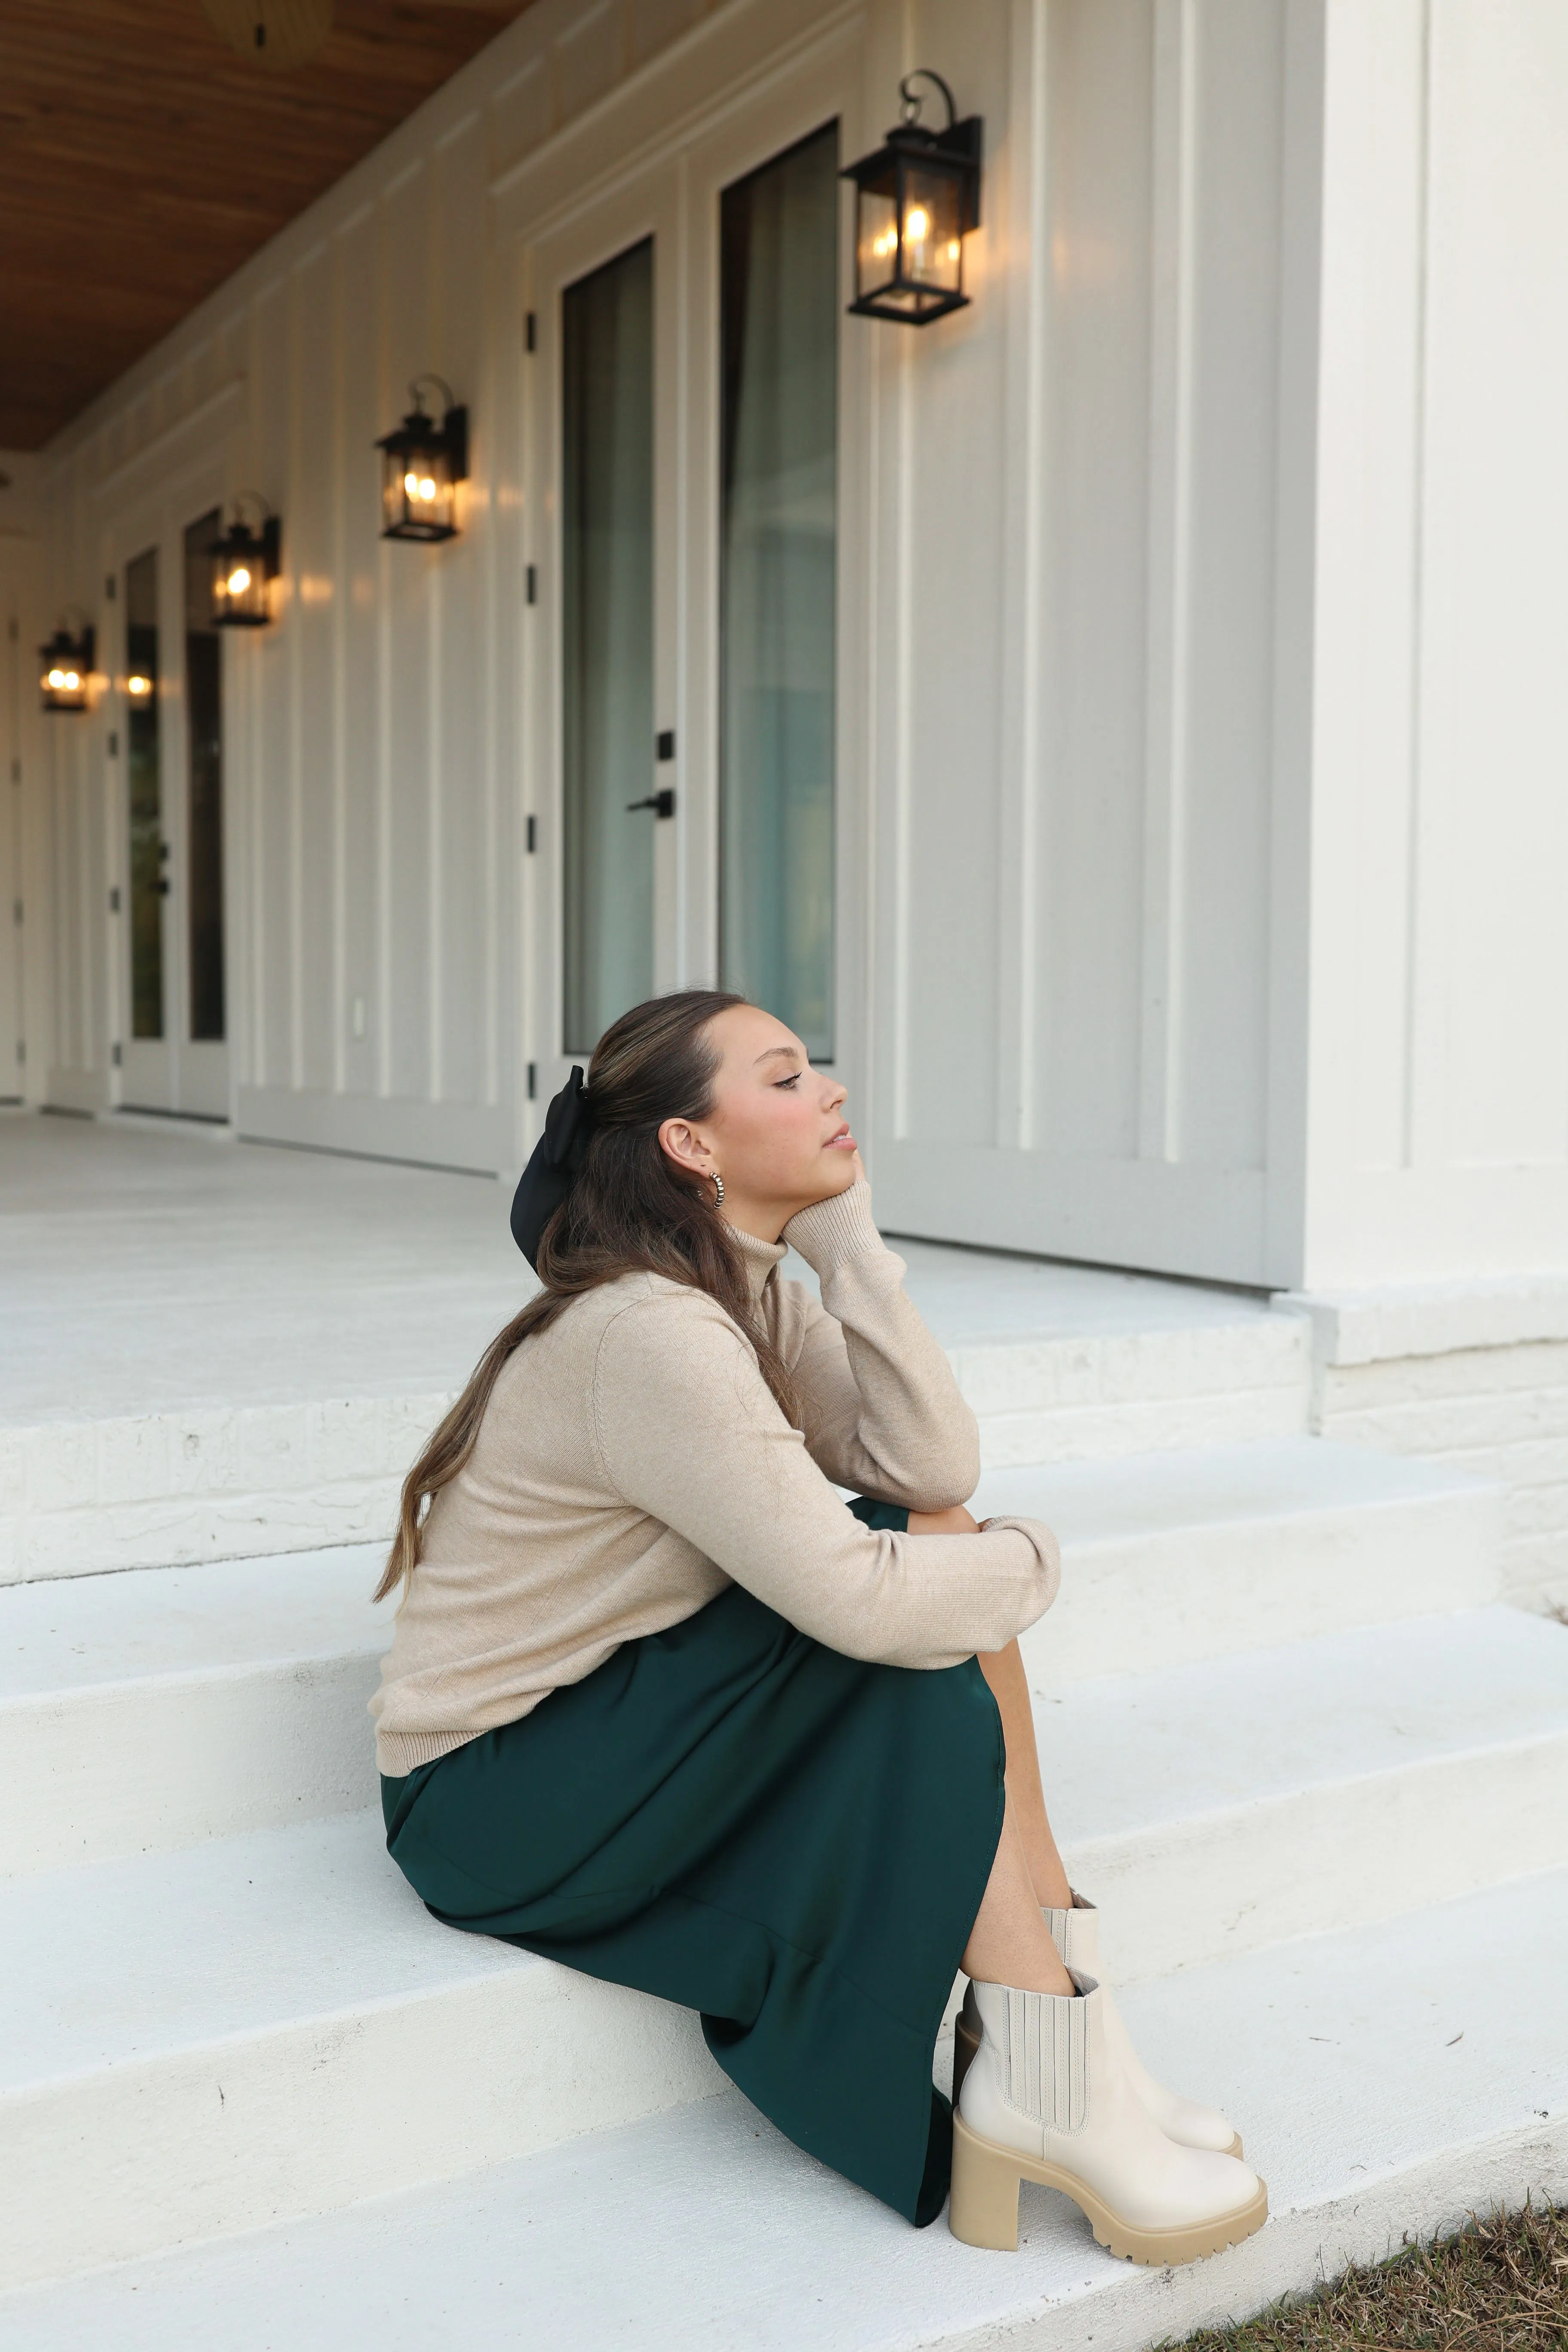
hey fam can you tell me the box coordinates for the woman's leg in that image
[974,1639,1072,1909]
[961,1796,1074,1995]
[907,1507,1072,1909]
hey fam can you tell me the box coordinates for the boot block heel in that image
[948,2111,1024,2251]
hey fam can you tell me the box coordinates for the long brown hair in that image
[374,988,798,1603]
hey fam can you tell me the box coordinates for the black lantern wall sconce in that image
[842,70,983,325]
[376,377,469,542]
[38,616,96,713]
[211,494,282,627]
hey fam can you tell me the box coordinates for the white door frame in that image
[522,161,684,1115]
[516,32,868,1126]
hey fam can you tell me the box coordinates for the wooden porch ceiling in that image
[0,0,537,450]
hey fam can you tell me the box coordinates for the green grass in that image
[1170,2200,1568,2351]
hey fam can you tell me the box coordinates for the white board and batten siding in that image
[867,0,1322,1287]
[24,0,1568,1292]
[1305,0,1568,1288]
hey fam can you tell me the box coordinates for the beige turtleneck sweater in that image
[371,1182,1060,1776]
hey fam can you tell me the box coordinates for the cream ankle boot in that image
[953,1891,1241,2156]
[950,1974,1268,2259]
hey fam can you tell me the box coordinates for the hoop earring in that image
[711,1170,725,1208]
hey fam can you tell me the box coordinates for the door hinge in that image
[6,616,16,643]
[656,729,675,762]
[525,312,537,352]
[109,886,121,914]
[11,899,20,925]
[107,731,119,758]
[526,815,537,854]
[15,1040,24,1065]
[111,1041,122,1066]
[9,757,18,784]
[525,564,537,605]
[527,1060,537,1100]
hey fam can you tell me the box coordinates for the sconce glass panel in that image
[854,187,900,309]
[211,511,279,627]
[899,161,966,303]
[376,400,467,542]
[38,624,95,713]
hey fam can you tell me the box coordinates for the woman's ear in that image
[658,1117,711,1177]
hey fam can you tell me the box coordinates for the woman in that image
[372,989,1266,2260]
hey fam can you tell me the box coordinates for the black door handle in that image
[625,789,675,818]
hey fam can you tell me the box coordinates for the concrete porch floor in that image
[1,1109,1276,1430]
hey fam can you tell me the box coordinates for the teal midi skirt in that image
[381,1500,1005,2226]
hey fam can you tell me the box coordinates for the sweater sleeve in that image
[778,1182,981,1511]
[589,1283,1058,1669]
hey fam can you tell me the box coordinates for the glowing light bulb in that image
[946,239,961,262]
[227,567,251,596]
[906,205,930,243]
[62,672,80,691]
[47,668,66,689]
[403,471,420,497]
[128,675,151,696]
[417,476,437,501]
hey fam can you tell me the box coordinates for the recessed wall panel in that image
[1036,0,1155,1164]
[380,163,434,1106]
[1176,0,1284,1172]
[433,116,487,1111]
[337,206,380,1102]
[293,242,337,1095]
[251,276,294,1092]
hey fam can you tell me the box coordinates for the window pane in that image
[561,237,655,1056]
[184,511,225,1041]
[126,547,162,1041]
[719,123,839,1059]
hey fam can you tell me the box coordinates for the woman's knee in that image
[906,1503,981,1537]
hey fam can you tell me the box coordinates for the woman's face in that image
[658,1003,861,1241]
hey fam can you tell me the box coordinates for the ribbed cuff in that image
[781,1179,885,1277]
[978,1513,1063,1614]
[376,1725,475,1779]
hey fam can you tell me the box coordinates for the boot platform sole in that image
[952,2013,1243,2160]
[948,2110,1268,2261]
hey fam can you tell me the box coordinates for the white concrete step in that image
[6,1237,1311,1581]
[978,1438,1501,1684]
[0,1812,723,2290]
[892,1243,1313,1469]
[1047,1604,1568,1981]
[0,1444,1499,1875]
[6,1865,1565,2346]
[1,1397,445,1585]
[0,1544,390,1875]
[3,1606,1565,2283]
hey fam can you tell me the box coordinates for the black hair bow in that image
[510,1066,596,1270]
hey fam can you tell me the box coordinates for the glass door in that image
[526,170,681,1105]
[178,508,229,1115]
[121,544,172,1109]
[560,238,656,1054]
[116,503,230,1118]
[718,123,839,1060]
[522,107,842,1123]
